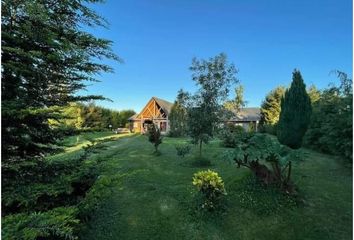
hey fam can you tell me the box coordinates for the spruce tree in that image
[277,70,312,149]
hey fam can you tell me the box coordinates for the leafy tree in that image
[82,102,104,129]
[277,70,312,149]
[224,85,247,112]
[111,111,121,129]
[119,110,136,127]
[187,53,238,156]
[305,71,352,160]
[147,124,163,153]
[260,86,286,134]
[169,89,189,137]
[307,85,321,104]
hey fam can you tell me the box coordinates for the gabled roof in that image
[153,97,173,115]
[128,97,173,121]
[229,107,261,122]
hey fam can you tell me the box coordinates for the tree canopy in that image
[169,89,189,137]
[260,86,286,134]
[224,85,247,112]
[187,53,238,156]
[2,0,120,161]
[305,71,352,160]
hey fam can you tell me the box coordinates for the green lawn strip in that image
[78,135,352,240]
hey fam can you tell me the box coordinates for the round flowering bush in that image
[192,170,227,210]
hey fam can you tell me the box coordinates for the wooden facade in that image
[128,97,173,134]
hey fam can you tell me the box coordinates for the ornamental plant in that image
[192,170,227,210]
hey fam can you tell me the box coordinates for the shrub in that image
[192,170,227,210]
[228,133,303,195]
[219,124,256,148]
[2,207,79,240]
[175,144,191,158]
[147,124,163,153]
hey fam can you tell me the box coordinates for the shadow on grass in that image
[179,155,213,168]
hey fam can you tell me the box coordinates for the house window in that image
[160,122,167,132]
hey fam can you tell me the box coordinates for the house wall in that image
[130,119,169,134]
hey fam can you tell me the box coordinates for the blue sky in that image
[84,0,352,112]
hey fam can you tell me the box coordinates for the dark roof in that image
[228,107,261,122]
[153,97,173,115]
[128,97,174,120]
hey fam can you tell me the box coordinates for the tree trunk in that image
[199,139,202,157]
[287,161,292,183]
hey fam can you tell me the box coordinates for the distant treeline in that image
[50,102,135,132]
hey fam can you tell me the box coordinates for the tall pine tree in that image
[277,70,312,149]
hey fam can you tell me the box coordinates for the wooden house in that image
[129,96,261,134]
[128,97,173,134]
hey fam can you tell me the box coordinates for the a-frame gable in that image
[138,97,167,119]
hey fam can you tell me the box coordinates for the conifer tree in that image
[277,70,312,149]
[260,86,286,126]
[2,0,119,162]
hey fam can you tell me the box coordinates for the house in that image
[128,97,173,134]
[224,107,261,131]
[128,96,261,133]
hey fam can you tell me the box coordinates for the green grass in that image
[55,134,352,240]
[49,132,134,161]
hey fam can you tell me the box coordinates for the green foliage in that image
[219,124,247,148]
[305,71,352,160]
[192,170,227,210]
[175,144,191,158]
[2,0,119,162]
[147,124,163,153]
[307,85,321,104]
[260,86,286,134]
[228,134,303,194]
[1,136,116,239]
[277,70,312,149]
[52,102,135,131]
[2,207,79,240]
[169,89,189,137]
[187,53,238,156]
[224,85,248,112]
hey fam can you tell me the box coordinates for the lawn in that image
[57,134,351,240]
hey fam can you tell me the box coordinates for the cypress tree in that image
[277,70,312,149]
